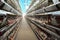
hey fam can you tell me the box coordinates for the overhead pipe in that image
[1,0,21,15]
[27,0,39,13]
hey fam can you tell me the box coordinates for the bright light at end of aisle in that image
[22,13,26,18]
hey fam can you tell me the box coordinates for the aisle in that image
[15,18,38,40]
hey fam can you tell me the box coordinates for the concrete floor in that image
[15,18,38,40]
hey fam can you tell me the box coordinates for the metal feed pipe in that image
[1,0,21,15]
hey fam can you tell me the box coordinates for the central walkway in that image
[15,18,38,40]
